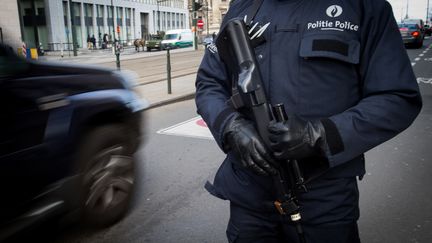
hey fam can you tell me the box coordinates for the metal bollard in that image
[167,48,172,94]
[114,41,121,70]
[116,52,120,70]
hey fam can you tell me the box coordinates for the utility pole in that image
[405,0,409,19]
[192,0,198,50]
[156,0,170,33]
[206,0,209,36]
[157,0,160,33]
[111,0,116,43]
[68,0,78,56]
[427,0,430,24]
[111,0,120,70]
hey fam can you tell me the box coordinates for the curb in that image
[146,93,195,110]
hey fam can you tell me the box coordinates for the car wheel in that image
[76,125,135,227]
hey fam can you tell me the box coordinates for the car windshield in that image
[164,34,179,40]
[150,35,162,40]
[398,24,417,30]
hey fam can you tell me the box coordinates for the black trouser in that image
[226,177,361,243]
[226,204,360,243]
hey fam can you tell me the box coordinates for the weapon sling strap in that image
[246,0,264,25]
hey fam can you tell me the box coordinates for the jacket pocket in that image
[296,33,361,117]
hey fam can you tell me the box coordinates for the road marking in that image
[411,62,416,66]
[424,58,432,61]
[419,54,424,57]
[157,116,214,140]
[417,77,432,84]
[415,57,421,61]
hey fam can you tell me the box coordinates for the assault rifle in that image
[216,18,307,243]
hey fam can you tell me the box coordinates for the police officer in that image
[195,0,422,242]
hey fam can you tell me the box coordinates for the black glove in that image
[223,115,278,176]
[268,116,327,160]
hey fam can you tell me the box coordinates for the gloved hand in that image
[268,116,327,160]
[223,115,278,176]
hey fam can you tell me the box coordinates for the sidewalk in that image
[38,47,203,109]
[40,46,201,64]
[134,73,197,109]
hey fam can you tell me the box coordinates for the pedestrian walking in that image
[87,34,92,49]
[195,0,422,242]
[103,33,108,49]
[91,35,96,50]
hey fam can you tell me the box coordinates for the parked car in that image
[146,34,163,51]
[0,44,148,241]
[424,24,432,36]
[161,29,193,50]
[398,22,425,48]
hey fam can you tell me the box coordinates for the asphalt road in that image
[358,38,432,242]
[48,38,432,243]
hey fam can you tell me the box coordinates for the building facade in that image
[15,0,189,50]
[0,1,22,49]
[189,0,229,36]
[207,0,229,34]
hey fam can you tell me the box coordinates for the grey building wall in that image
[0,0,22,50]
[8,0,189,51]
[58,0,190,50]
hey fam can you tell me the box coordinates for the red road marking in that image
[196,118,208,128]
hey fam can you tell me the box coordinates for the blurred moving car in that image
[0,44,148,241]
[145,34,163,51]
[202,36,214,47]
[398,22,425,48]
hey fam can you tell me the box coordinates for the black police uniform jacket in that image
[195,0,422,224]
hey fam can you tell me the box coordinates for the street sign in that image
[197,19,204,29]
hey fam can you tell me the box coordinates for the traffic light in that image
[193,1,203,10]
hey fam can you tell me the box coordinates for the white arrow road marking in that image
[417,77,432,84]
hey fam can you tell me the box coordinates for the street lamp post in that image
[157,1,160,33]
[205,0,209,36]
[68,0,78,56]
[111,0,116,42]
[157,0,170,33]
[192,0,198,50]
[427,0,430,24]
[405,0,409,19]
[111,0,120,70]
